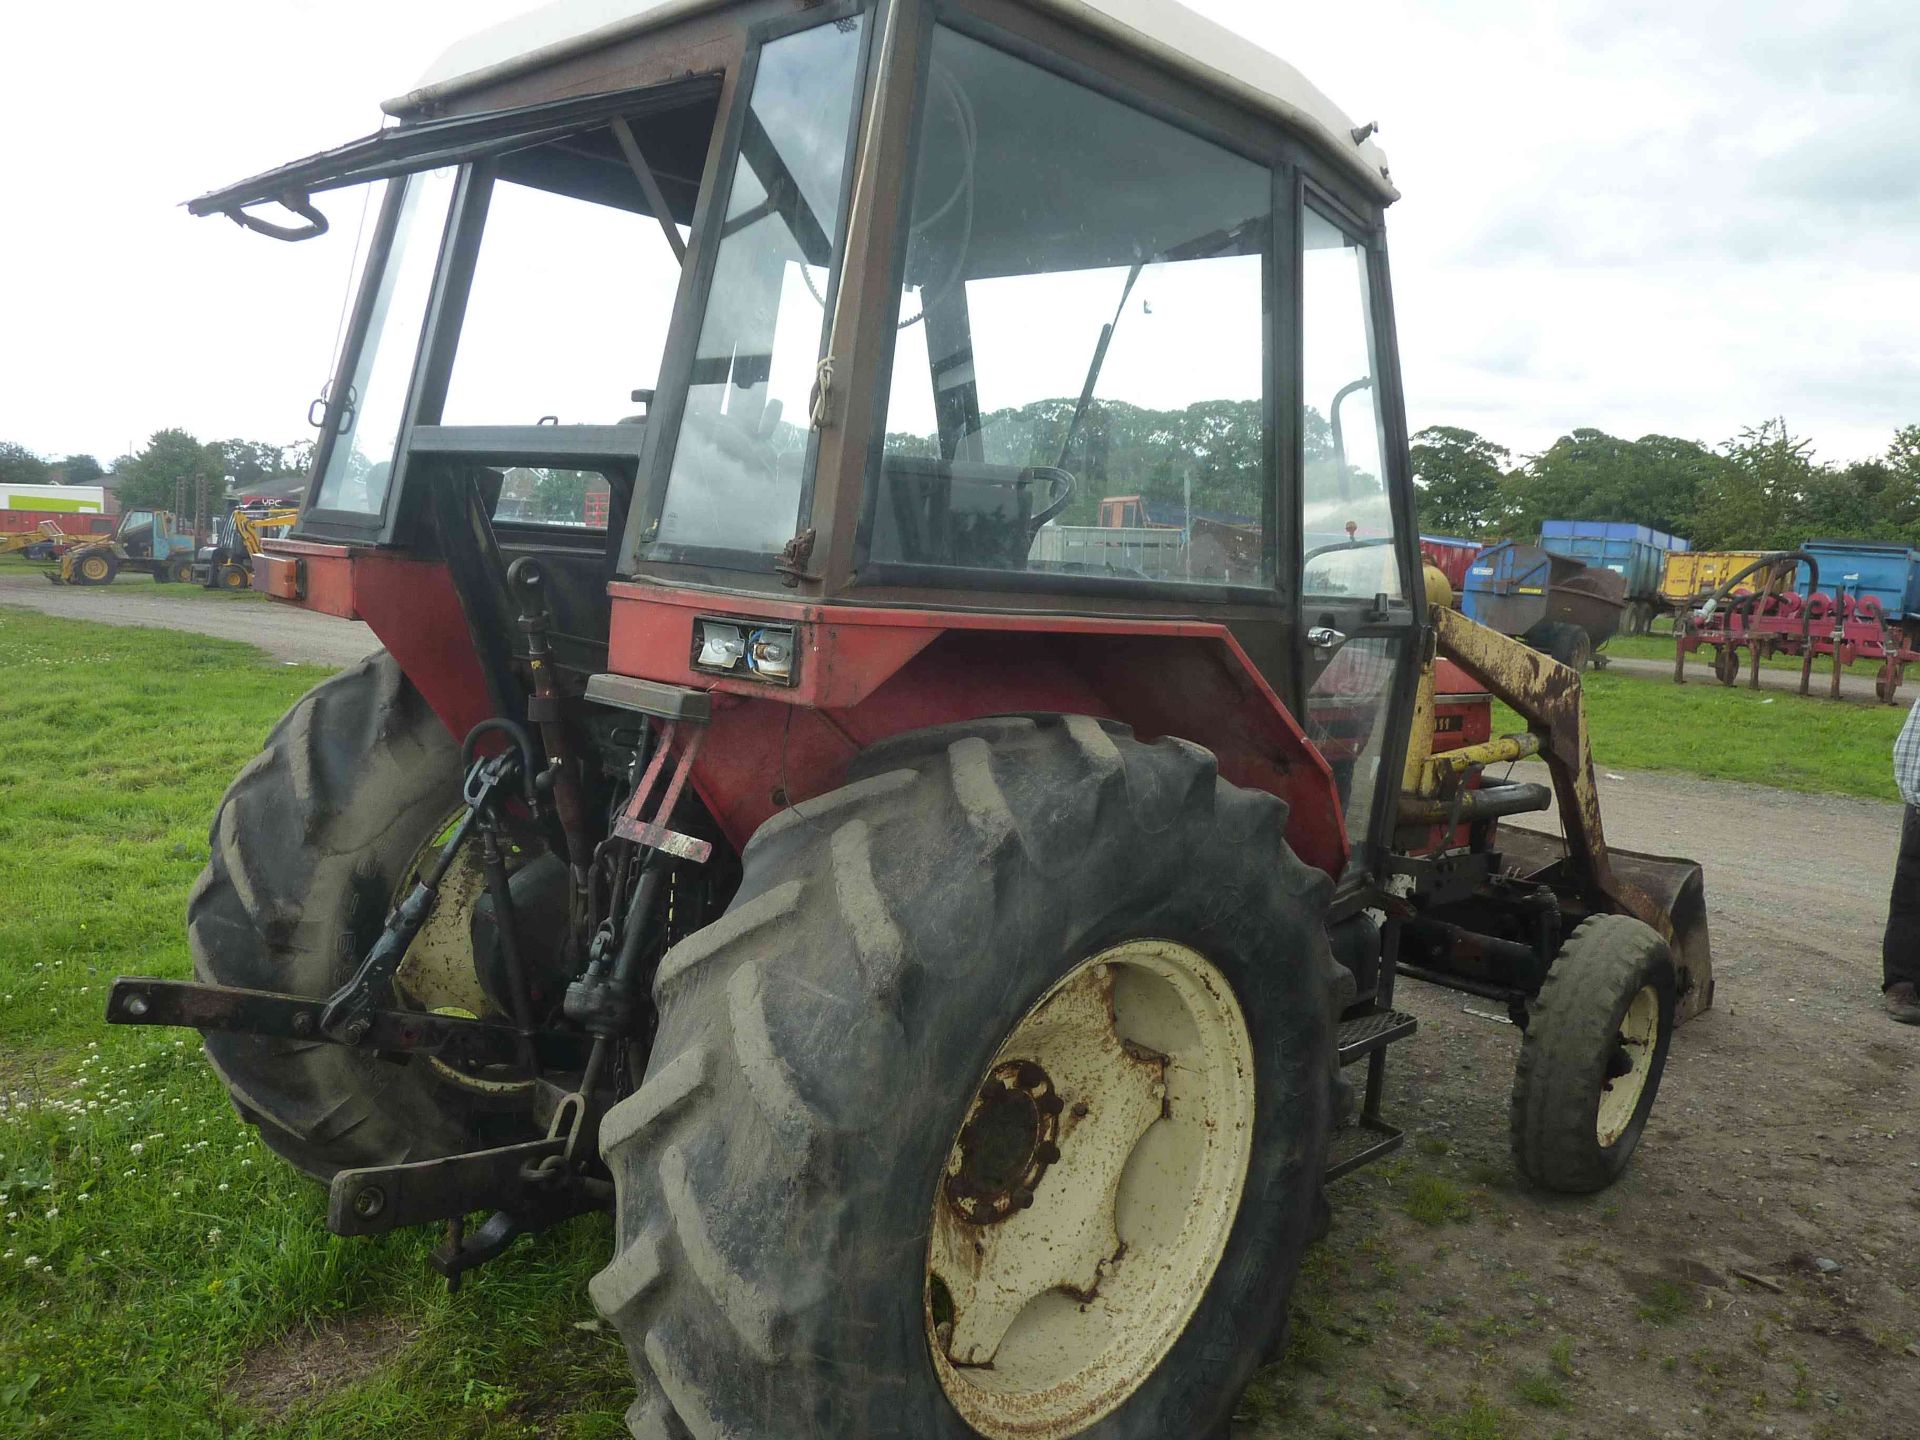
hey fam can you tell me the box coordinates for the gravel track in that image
[0,569,378,668]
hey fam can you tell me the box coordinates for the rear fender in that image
[607,586,1351,879]
[254,541,493,740]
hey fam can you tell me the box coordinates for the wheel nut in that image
[123,994,149,1019]
[353,1186,385,1219]
[291,1012,314,1037]
[1036,1142,1060,1165]
[1012,1188,1034,1210]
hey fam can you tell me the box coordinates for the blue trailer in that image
[1461,541,1628,669]
[1797,540,1920,625]
[1538,520,1689,634]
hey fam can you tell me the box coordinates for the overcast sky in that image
[2,0,1913,470]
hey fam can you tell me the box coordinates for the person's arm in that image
[1894,698,1920,807]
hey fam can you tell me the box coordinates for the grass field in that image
[1497,668,1905,802]
[0,610,631,1439]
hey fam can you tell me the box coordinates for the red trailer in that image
[1419,535,1483,601]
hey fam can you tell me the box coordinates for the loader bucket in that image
[1499,829,1713,1024]
[1608,846,1712,1024]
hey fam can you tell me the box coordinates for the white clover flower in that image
[44,1208,58,1221]
[77,1194,90,1204]
[207,1228,222,1244]
[128,1143,144,1157]
[22,1255,39,1268]
[217,1183,229,1192]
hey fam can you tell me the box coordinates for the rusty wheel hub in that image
[925,940,1256,1438]
[945,1060,1064,1224]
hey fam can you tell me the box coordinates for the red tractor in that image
[114,1,1710,1434]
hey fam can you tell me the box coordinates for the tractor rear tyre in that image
[593,715,1352,1439]
[187,651,536,1180]
[1510,914,1675,1193]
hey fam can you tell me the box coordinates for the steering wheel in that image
[1023,466,1075,534]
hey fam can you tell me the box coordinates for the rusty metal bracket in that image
[330,1132,613,1292]
[612,722,712,861]
[105,978,591,1070]
[327,1135,610,1238]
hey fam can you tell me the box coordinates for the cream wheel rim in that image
[925,939,1255,1438]
[1596,984,1660,1147]
[392,809,535,1100]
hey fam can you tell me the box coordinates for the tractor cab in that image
[121,5,1711,1436]
[196,0,1418,883]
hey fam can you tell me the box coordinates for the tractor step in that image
[1325,1115,1406,1181]
[1336,1008,1418,1066]
[1325,1009,1418,1180]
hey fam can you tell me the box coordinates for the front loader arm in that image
[1428,606,1669,941]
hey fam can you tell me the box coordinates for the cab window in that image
[311,168,458,516]
[868,26,1272,588]
[1299,206,1402,601]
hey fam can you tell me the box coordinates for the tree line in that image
[1412,420,1920,551]
[13,411,1918,555]
[0,432,310,513]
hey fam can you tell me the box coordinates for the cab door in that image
[1293,189,1422,879]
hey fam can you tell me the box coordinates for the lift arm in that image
[1428,606,1666,935]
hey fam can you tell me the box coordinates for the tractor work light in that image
[692,618,798,685]
[745,628,794,682]
[694,619,746,670]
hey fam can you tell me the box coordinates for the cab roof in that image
[390,0,1396,201]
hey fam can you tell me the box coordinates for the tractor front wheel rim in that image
[1596,984,1660,1147]
[925,939,1255,1437]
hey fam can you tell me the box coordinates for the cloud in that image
[0,0,1912,479]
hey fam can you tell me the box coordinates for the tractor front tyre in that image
[1510,915,1675,1193]
[220,562,251,590]
[187,651,535,1180]
[70,553,115,586]
[593,715,1352,1440]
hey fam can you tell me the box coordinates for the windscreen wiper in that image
[1054,216,1269,470]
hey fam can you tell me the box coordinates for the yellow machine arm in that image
[234,508,299,558]
[1401,582,1713,1021]
[0,520,67,557]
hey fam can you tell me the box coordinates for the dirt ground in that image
[0,568,378,667]
[1235,764,1920,1439]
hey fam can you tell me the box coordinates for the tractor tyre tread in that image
[186,650,528,1180]
[1510,914,1675,1194]
[594,714,1351,1439]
